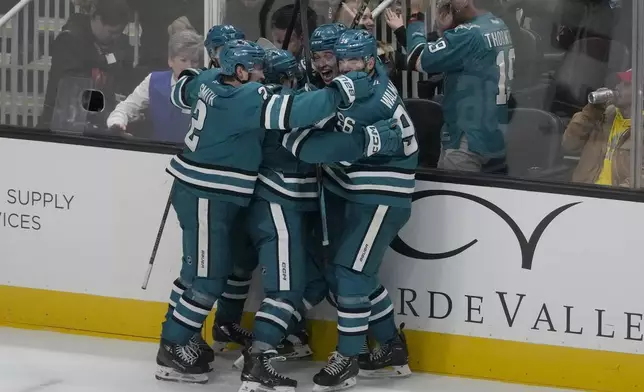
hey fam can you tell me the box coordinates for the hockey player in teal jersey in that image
[281,29,418,391]
[205,24,245,68]
[156,39,376,384]
[170,25,309,361]
[236,48,404,392]
[311,23,346,88]
[163,24,256,370]
[406,0,513,172]
[203,24,259,356]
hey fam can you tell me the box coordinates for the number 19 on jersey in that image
[496,47,515,105]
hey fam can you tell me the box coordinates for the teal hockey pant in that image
[325,191,410,357]
[214,208,258,326]
[161,183,242,345]
[246,199,308,348]
[213,208,328,337]
[296,209,329,332]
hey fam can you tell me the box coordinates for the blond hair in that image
[168,16,196,36]
[168,29,203,61]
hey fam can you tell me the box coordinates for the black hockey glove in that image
[363,118,403,157]
[329,71,374,107]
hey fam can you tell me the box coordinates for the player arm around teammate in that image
[278,23,403,165]
[309,29,417,392]
[155,37,373,386]
[281,116,402,164]
[235,47,326,392]
[160,25,257,365]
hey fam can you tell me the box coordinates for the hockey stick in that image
[371,0,395,18]
[259,0,276,39]
[282,0,301,50]
[350,0,370,28]
[299,0,314,83]
[297,0,330,250]
[141,191,173,290]
[256,37,278,49]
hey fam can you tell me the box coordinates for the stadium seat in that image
[504,107,566,179]
[515,27,543,89]
[403,98,442,168]
[547,37,630,119]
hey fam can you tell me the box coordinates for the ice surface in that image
[0,327,571,392]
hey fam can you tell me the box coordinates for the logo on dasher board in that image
[390,189,580,270]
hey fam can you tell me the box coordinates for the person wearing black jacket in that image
[40,0,133,130]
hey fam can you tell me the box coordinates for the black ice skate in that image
[155,339,210,384]
[281,329,313,360]
[232,334,300,371]
[358,324,412,379]
[212,321,253,352]
[312,352,359,391]
[188,333,215,371]
[238,348,297,392]
[357,338,371,369]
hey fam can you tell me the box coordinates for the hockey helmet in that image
[263,48,300,84]
[204,25,246,59]
[219,39,266,76]
[310,23,347,53]
[334,29,377,61]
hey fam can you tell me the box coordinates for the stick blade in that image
[256,37,277,49]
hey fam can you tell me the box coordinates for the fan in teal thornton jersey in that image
[407,0,514,169]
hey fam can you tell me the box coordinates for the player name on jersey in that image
[198,84,216,107]
[380,81,399,110]
[483,29,512,49]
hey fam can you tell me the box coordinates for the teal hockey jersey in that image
[407,12,513,157]
[166,68,349,206]
[254,84,318,211]
[283,64,418,209]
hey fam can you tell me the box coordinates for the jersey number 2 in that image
[185,100,207,152]
[496,48,515,105]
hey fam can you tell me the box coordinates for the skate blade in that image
[312,377,357,392]
[285,344,313,360]
[212,341,243,353]
[155,366,209,384]
[239,381,295,392]
[232,354,245,371]
[358,364,412,379]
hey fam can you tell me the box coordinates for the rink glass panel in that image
[0,0,643,190]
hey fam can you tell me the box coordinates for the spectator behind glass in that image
[40,0,133,129]
[407,0,512,173]
[334,0,376,33]
[335,1,403,89]
[562,69,635,187]
[107,29,203,143]
[271,4,318,59]
[128,0,204,70]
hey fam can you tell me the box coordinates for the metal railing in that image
[0,0,140,128]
